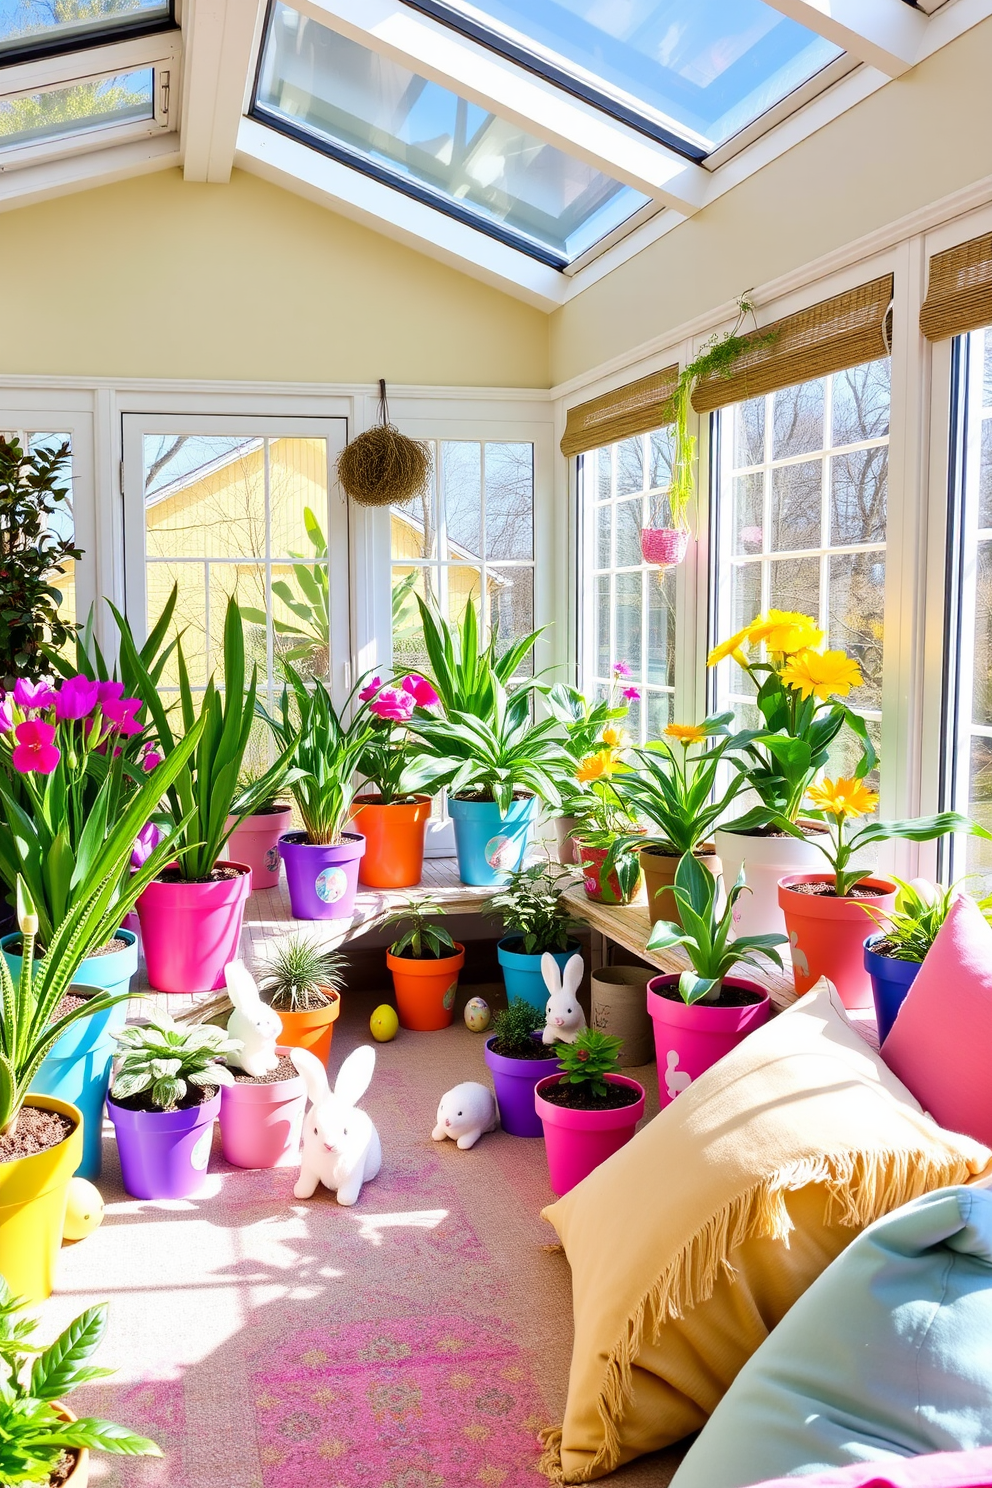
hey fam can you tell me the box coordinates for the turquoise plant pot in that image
[497,938,582,1013]
[448,796,538,886]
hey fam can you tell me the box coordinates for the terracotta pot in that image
[387,944,465,1031]
[590,966,655,1066]
[778,874,897,1010]
[554,815,581,866]
[271,990,341,1069]
[647,975,770,1109]
[576,837,642,905]
[226,806,293,888]
[640,843,722,926]
[714,823,832,940]
[535,1074,645,1196]
[351,794,431,889]
[219,1048,307,1168]
[55,1408,89,1487]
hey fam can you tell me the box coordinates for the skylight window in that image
[401,0,844,154]
[0,67,155,153]
[253,2,652,267]
[0,0,171,64]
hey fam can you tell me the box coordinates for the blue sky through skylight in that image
[0,0,169,56]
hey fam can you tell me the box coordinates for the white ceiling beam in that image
[181,0,267,182]
[291,0,708,213]
[761,0,929,76]
[235,117,565,310]
[0,134,181,215]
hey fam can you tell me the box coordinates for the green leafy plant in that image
[544,671,634,819]
[110,1013,241,1111]
[0,1278,161,1485]
[0,435,80,686]
[646,852,788,1004]
[555,1027,622,1098]
[414,596,542,722]
[863,878,959,962]
[489,997,543,1057]
[241,505,330,677]
[378,895,457,959]
[414,682,563,812]
[489,865,576,954]
[258,936,344,1011]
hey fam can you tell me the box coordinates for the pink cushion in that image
[750,1446,992,1487]
[882,896,992,1146]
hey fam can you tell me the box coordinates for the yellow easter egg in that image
[63,1178,104,1241]
[370,1004,399,1042]
[464,996,491,1032]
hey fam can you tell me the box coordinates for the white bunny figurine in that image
[292,1045,381,1206]
[432,1082,498,1150]
[225,960,282,1077]
[542,952,587,1045]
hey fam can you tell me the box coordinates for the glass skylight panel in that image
[0,0,170,61]
[0,68,154,151]
[254,3,651,266]
[405,0,843,153]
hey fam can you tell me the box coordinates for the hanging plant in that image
[337,380,432,508]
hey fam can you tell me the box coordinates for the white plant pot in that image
[714,825,828,941]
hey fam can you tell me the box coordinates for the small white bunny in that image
[225,960,282,1077]
[292,1045,381,1206]
[542,953,587,1045]
[432,1082,498,1150]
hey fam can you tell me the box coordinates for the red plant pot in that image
[778,874,897,1010]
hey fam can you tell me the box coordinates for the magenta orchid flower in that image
[102,694,143,736]
[96,680,125,706]
[0,694,11,733]
[131,821,162,868]
[13,679,57,712]
[369,687,415,723]
[622,687,641,701]
[11,720,60,774]
[612,661,632,679]
[141,747,163,773]
[55,675,100,721]
[358,676,383,703]
[401,674,440,709]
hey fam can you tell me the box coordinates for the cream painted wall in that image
[551,16,992,387]
[0,167,550,387]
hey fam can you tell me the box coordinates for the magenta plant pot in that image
[641,527,689,566]
[647,975,770,1110]
[535,1074,645,1196]
[136,863,251,994]
[108,1090,220,1199]
[218,1049,306,1169]
[279,832,366,920]
[226,807,293,888]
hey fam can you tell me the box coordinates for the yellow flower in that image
[600,726,629,749]
[780,647,863,701]
[707,625,751,667]
[749,609,824,656]
[664,722,706,745]
[576,750,614,782]
[806,776,879,819]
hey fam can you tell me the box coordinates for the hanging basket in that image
[641,527,689,566]
[337,379,432,508]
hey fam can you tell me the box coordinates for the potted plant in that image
[122,596,293,991]
[107,1013,240,1199]
[862,879,960,1042]
[259,666,374,919]
[535,1028,645,1196]
[379,895,465,1031]
[351,671,443,889]
[0,434,80,688]
[483,997,560,1138]
[774,778,977,1009]
[568,733,642,906]
[226,769,294,891]
[219,1049,307,1170]
[257,936,344,1067]
[0,1279,162,1485]
[645,853,783,1108]
[489,865,582,1011]
[546,668,638,864]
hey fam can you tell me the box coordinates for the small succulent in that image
[110,1013,240,1110]
[490,997,543,1057]
[258,937,344,1011]
[378,895,456,959]
[555,1028,622,1098]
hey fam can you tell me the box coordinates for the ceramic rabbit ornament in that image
[225,960,282,1077]
[432,1082,498,1150]
[292,1045,381,1206]
[542,953,587,1045]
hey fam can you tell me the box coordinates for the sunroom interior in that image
[3,3,992,1487]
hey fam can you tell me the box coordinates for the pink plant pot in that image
[136,863,252,994]
[535,1074,645,1196]
[226,808,293,887]
[641,527,689,566]
[218,1048,307,1169]
[778,874,897,1010]
[647,975,771,1110]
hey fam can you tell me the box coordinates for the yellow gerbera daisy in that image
[806,776,879,819]
[664,722,707,745]
[779,647,863,701]
[749,609,824,656]
[600,726,629,749]
[576,750,614,782]
[707,625,751,667]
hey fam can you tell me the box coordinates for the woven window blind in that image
[691,275,894,414]
[920,235,992,341]
[560,364,679,457]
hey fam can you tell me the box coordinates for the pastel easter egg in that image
[463,996,491,1032]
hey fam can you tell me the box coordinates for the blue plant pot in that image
[497,937,582,1013]
[863,933,922,1045]
[448,795,538,886]
[2,930,137,1179]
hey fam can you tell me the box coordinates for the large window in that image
[711,358,890,779]
[578,427,677,742]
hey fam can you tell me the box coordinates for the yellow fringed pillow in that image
[540,981,992,1484]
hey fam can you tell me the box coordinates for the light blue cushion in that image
[669,1187,992,1488]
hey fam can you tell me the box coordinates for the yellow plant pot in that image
[0,1095,82,1302]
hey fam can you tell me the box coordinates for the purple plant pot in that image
[278,832,366,920]
[483,1035,560,1138]
[108,1090,220,1199]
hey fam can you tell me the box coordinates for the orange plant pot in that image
[386,944,466,1031]
[778,874,897,1010]
[272,990,341,1069]
[351,795,431,889]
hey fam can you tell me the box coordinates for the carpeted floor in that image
[41,985,685,1488]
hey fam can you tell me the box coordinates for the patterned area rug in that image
[42,989,681,1487]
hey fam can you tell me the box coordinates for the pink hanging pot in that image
[641,527,689,566]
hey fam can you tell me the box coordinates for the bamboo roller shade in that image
[691,275,894,413]
[920,234,992,341]
[560,363,679,456]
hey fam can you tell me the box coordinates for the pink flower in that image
[369,687,415,723]
[622,687,641,701]
[141,748,162,772]
[358,676,382,703]
[102,694,143,736]
[131,822,162,868]
[55,675,99,721]
[401,674,439,709]
[13,679,56,712]
[97,680,124,706]
[0,694,11,733]
[11,720,60,774]
[612,661,631,678]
